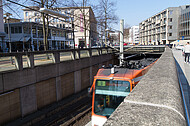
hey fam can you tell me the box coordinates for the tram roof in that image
[95,68,140,80]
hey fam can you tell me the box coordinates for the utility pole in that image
[104,0,107,47]
[83,0,87,47]
[5,13,12,53]
[120,19,124,66]
[41,0,47,51]
[45,0,49,50]
[5,12,13,64]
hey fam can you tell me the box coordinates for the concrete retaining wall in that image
[104,47,187,126]
[0,51,114,125]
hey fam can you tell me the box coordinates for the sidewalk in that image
[172,49,190,116]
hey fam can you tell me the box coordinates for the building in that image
[109,32,120,45]
[3,17,22,23]
[23,6,97,48]
[179,5,190,40]
[4,22,72,52]
[0,0,6,52]
[139,7,180,45]
[123,28,130,44]
[128,26,139,44]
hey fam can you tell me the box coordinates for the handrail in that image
[175,59,190,126]
[0,47,114,72]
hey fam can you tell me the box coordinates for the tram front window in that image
[94,80,130,117]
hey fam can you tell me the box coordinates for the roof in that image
[95,68,139,80]
[22,6,40,11]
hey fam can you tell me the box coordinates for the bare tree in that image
[124,23,130,42]
[93,0,118,46]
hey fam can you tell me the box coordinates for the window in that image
[60,24,62,28]
[52,30,56,36]
[35,18,37,22]
[15,27,18,33]
[34,12,37,16]
[19,27,22,33]
[38,18,40,22]
[11,27,14,34]
[169,26,172,29]
[29,18,31,22]
[169,33,172,36]
[169,10,173,15]
[4,27,8,34]
[25,12,28,17]
[170,18,172,22]
[94,80,130,117]
[23,25,29,34]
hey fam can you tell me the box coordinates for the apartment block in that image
[128,26,139,44]
[23,6,97,48]
[139,7,180,45]
[179,5,190,40]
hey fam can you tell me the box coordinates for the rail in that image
[114,45,165,53]
[0,47,113,72]
[175,59,190,125]
[0,45,165,72]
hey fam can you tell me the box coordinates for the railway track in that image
[32,93,91,126]
[5,90,91,126]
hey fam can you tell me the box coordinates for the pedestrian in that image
[184,42,190,64]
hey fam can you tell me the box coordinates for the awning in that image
[20,37,30,42]
[4,37,30,42]
[0,32,6,37]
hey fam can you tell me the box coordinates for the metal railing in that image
[0,47,113,72]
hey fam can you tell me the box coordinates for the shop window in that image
[15,27,18,33]
[11,27,14,34]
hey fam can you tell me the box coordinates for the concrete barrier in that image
[0,48,115,125]
[104,47,187,126]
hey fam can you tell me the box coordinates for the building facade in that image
[23,6,97,48]
[179,5,190,40]
[128,26,139,44]
[139,7,180,45]
[0,0,6,52]
[4,22,72,52]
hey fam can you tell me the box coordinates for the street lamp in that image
[4,12,12,53]
[106,19,124,66]
[4,12,13,64]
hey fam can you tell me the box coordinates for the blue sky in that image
[114,0,189,29]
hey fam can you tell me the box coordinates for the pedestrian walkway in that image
[172,49,190,117]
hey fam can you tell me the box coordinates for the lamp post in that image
[120,19,124,66]
[5,13,12,53]
[105,19,124,66]
[5,12,13,64]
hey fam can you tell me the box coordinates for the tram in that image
[89,58,158,126]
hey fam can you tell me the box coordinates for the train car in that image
[89,58,157,126]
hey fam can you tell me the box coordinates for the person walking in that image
[184,42,190,64]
